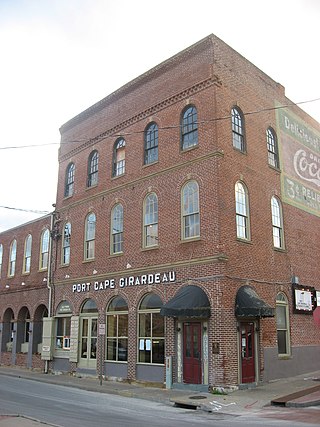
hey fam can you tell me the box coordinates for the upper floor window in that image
[182,180,200,240]
[235,181,250,240]
[111,204,123,254]
[143,193,158,248]
[85,213,96,260]
[87,150,99,187]
[231,107,245,152]
[181,105,198,150]
[276,293,290,356]
[40,229,50,270]
[144,122,158,165]
[271,196,284,249]
[65,163,75,197]
[106,296,128,362]
[138,293,164,364]
[8,239,17,277]
[0,244,3,277]
[62,222,71,265]
[113,138,125,177]
[266,127,279,169]
[23,234,32,274]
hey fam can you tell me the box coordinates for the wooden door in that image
[183,322,202,384]
[240,322,255,383]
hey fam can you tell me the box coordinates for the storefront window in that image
[55,300,72,350]
[138,293,164,364]
[106,296,128,362]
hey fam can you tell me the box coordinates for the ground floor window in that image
[276,293,290,356]
[55,300,72,350]
[106,296,128,361]
[138,293,164,364]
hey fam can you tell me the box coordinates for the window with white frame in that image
[271,196,284,249]
[181,105,198,150]
[87,150,99,187]
[266,127,279,169]
[138,293,164,364]
[111,204,123,254]
[231,107,245,152]
[144,122,158,165]
[143,193,158,248]
[55,300,72,350]
[8,239,17,277]
[106,296,128,362]
[23,234,32,274]
[85,213,96,260]
[40,229,50,270]
[182,180,200,239]
[65,162,75,197]
[113,138,125,177]
[62,222,71,265]
[276,293,290,356]
[235,181,250,240]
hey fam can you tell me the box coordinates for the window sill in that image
[180,144,199,153]
[268,164,281,173]
[273,247,286,253]
[86,183,98,191]
[82,258,95,263]
[236,238,252,245]
[232,146,247,155]
[141,245,159,252]
[136,362,165,366]
[142,160,159,168]
[109,252,123,258]
[180,236,201,244]
[277,354,292,360]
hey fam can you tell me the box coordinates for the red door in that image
[240,322,255,383]
[183,323,202,384]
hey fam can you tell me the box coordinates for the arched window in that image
[87,150,99,187]
[65,162,75,197]
[231,107,245,152]
[235,182,250,240]
[106,296,128,362]
[40,229,50,270]
[138,293,164,364]
[271,196,284,249]
[143,193,158,247]
[8,239,17,277]
[144,122,158,165]
[113,138,125,177]
[111,204,123,254]
[276,293,290,356]
[182,180,200,239]
[55,300,72,350]
[23,234,32,274]
[62,222,71,265]
[181,105,198,150]
[266,127,279,168]
[85,213,96,260]
[0,244,3,277]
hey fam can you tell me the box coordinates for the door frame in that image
[238,320,259,384]
[78,315,98,369]
[183,322,202,384]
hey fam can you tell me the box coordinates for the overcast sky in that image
[0,0,319,232]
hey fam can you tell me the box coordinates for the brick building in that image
[1,34,320,389]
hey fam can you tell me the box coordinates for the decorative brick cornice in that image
[59,76,221,163]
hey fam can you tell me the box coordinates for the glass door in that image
[79,316,97,369]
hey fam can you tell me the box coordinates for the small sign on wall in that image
[212,342,220,354]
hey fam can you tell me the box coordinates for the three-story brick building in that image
[1,34,320,389]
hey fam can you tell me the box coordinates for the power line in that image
[0,205,50,214]
[0,97,319,151]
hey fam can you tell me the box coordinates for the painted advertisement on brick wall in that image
[277,108,320,216]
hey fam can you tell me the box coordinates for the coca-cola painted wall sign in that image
[277,108,320,216]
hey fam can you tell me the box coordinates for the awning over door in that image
[235,285,275,318]
[160,285,211,318]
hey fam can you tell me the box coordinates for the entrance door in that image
[240,322,255,383]
[79,317,97,369]
[183,322,202,384]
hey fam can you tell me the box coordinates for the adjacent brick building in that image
[1,34,320,389]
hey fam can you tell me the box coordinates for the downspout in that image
[45,209,55,373]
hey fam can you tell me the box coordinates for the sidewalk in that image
[0,365,320,426]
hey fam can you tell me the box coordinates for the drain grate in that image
[189,395,207,400]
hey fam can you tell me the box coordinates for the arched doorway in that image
[79,299,98,369]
